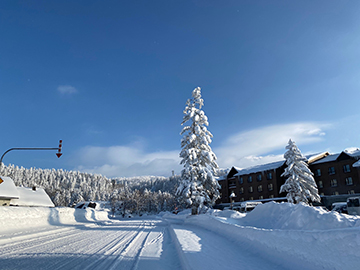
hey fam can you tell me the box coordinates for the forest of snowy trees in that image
[0,164,184,214]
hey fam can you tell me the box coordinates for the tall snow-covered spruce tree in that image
[176,87,220,215]
[280,139,321,205]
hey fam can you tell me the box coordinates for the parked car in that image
[240,201,262,213]
[347,197,360,215]
[331,202,347,214]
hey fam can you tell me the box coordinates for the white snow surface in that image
[11,187,55,207]
[1,202,360,270]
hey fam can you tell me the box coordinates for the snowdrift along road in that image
[0,202,360,270]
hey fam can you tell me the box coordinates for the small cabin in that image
[0,176,54,207]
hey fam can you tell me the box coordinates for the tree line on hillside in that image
[0,164,185,214]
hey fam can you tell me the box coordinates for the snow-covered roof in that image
[343,147,360,158]
[232,166,242,172]
[310,148,360,165]
[10,187,55,207]
[310,153,340,165]
[0,176,20,200]
[353,160,360,168]
[234,160,285,176]
[233,152,329,177]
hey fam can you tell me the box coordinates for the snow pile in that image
[240,201,360,230]
[0,207,109,233]
[176,202,360,270]
[207,208,245,219]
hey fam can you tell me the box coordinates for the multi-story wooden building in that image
[217,148,360,207]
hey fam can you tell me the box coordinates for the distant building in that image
[217,148,360,208]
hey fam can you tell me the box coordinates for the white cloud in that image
[74,144,181,178]
[214,122,331,170]
[57,85,78,94]
[73,122,331,178]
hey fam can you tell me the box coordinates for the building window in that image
[257,174,262,181]
[348,190,355,195]
[268,183,273,191]
[343,164,351,173]
[331,179,337,187]
[258,185,263,192]
[269,195,274,198]
[320,192,324,196]
[240,198,245,201]
[267,172,272,180]
[328,167,336,175]
[346,177,353,186]
[239,177,243,184]
[249,186,253,193]
[248,176,252,183]
[249,196,254,200]
[318,181,323,188]
[332,191,339,195]
[259,196,264,200]
[314,169,321,177]
[239,187,244,194]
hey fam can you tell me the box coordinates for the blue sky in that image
[1,0,360,178]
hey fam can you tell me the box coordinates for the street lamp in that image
[230,192,236,210]
[0,140,63,170]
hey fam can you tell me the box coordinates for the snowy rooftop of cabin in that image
[11,187,55,207]
[0,176,20,199]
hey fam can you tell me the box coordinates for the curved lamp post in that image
[0,140,63,169]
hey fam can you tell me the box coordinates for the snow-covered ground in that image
[0,202,359,270]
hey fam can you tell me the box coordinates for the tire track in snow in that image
[0,219,184,270]
[81,221,151,270]
[0,223,143,270]
[0,227,87,256]
[109,221,153,270]
[50,227,142,270]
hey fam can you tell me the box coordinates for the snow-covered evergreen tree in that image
[176,87,220,215]
[280,139,321,204]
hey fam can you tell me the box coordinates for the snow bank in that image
[0,207,109,233]
[168,202,360,270]
[241,201,360,230]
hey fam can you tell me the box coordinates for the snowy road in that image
[0,217,288,270]
[0,219,181,270]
